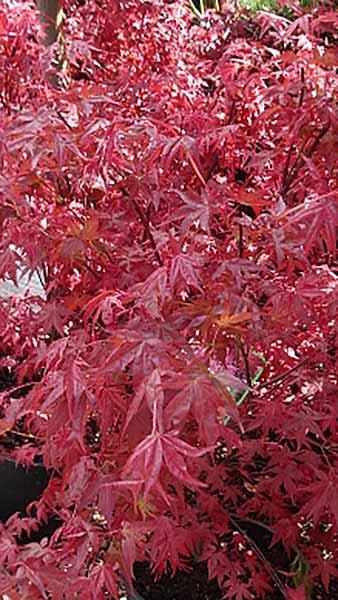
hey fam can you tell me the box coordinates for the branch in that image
[238,338,251,387]
[262,356,309,389]
[121,187,163,266]
[36,0,68,88]
[229,516,287,598]
[298,66,305,109]
[281,121,330,196]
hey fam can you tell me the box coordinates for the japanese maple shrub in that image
[0,0,337,598]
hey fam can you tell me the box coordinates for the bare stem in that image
[229,516,287,598]
[281,121,330,196]
[238,222,244,258]
[238,338,251,387]
[262,356,309,389]
[298,67,305,109]
[122,188,163,266]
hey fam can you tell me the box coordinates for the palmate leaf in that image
[149,516,191,574]
[164,368,243,442]
[122,368,164,438]
[36,300,71,336]
[213,310,252,335]
[223,573,252,600]
[170,253,204,293]
[160,135,203,181]
[313,555,338,594]
[90,564,118,600]
[285,585,307,600]
[122,431,211,500]
[174,188,211,234]
[131,266,168,319]
[0,244,20,283]
[0,535,17,565]
[83,289,126,328]
[299,469,338,526]
[285,194,338,258]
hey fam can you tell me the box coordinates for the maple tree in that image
[0,0,337,598]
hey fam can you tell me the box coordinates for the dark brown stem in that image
[42,262,50,287]
[262,357,309,388]
[229,516,287,598]
[122,188,163,266]
[205,154,219,182]
[36,0,61,45]
[238,338,251,387]
[281,136,308,196]
[36,268,47,290]
[305,120,330,158]
[56,109,74,131]
[36,0,67,88]
[238,222,244,258]
[281,121,330,196]
[281,143,294,194]
[298,67,305,109]
[228,99,236,125]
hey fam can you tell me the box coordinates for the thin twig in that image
[10,429,44,441]
[238,338,251,387]
[305,120,330,158]
[56,109,74,131]
[281,121,330,196]
[262,356,309,388]
[36,267,47,290]
[230,513,300,557]
[280,143,294,194]
[298,66,305,109]
[281,136,308,196]
[121,187,163,266]
[238,222,244,258]
[228,99,236,125]
[229,516,287,598]
[186,151,207,188]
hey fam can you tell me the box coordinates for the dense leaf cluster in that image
[0,1,337,598]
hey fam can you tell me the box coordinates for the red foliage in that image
[0,0,337,598]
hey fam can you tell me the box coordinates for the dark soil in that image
[133,561,223,600]
[0,459,49,522]
[131,553,286,600]
[132,560,338,600]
